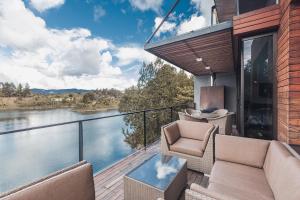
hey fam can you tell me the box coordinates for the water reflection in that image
[0,109,134,193]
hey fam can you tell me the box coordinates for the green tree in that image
[2,82,16,97]
[22,83,31,97]
[119,59,193,148]
[82,92,96,104]
[16,83,23,97]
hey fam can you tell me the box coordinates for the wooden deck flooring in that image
[94,142,208,200]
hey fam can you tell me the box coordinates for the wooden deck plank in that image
[93,142,206,200]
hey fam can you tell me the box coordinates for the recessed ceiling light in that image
[205,66,211,70]
[196,58,203,62]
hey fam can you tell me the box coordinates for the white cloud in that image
[154,17,176,37]
[155,161,177,179]
[116,46,156,66]
[190,0,214,26]
[174,0,214,35]
[94,5,106,21]
[0,0,153,90]
[30,0,65,12]
[129,0,163,12]
[177,14,206,35]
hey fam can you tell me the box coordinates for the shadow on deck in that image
[93,141,208,200]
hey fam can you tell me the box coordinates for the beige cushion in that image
[170,138,204,157]
[275,157,300,200]
[177,120,213,141]
[210,160,274,200]
[1,163,95,200]
[263,140,292,196]
[263,141,300,200]
[163,122,180,145]
[215,135,270,168]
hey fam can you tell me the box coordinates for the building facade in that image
[145,0,300,146]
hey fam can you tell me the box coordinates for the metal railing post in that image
[170,106,173,122]
[143,111,147,150]
[78,121,83,161]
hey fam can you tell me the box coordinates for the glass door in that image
[241,34,275,140]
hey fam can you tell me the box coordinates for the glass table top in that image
[126,154,186,190]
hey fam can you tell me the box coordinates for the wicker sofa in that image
[161,120,218,174]
[0,161,95,200]
[185,135,300,200]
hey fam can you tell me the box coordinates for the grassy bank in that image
[0,96,120,113]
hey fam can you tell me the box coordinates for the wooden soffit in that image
[144,21,234,76]
[214,0,237,22]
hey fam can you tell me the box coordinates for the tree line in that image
[0,82,31,97]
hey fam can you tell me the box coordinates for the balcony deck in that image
[93,141,208,200]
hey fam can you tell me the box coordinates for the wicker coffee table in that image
[124,154,187,200]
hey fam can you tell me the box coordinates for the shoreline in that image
[0,106,119,114]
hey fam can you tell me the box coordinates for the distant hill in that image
[31,88,91,95]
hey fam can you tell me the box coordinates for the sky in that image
[0,0,214,90]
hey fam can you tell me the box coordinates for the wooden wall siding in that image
[280,0,293,12]
[147,29,234,76]
[277,0,300,145]
[277,3,290,143]
[233,5,281,36]
[288,2,300,145]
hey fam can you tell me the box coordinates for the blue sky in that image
[35,0,193,44]
[0,0,214,90]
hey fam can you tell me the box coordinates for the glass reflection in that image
[127,154,186,190]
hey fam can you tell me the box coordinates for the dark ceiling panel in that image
[215,0,237,22]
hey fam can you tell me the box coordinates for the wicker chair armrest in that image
[186,183,234,200]
[185,189,218,200]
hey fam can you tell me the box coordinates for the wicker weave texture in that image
[207,113,233,135]
[185,189,217,200]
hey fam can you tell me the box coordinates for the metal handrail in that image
[144,0,180,45]
[0,104,189,161]
[0,105,184,135]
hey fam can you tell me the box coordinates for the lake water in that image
[0,109,135,193]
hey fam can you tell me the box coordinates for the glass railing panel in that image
[0,124,78,193]
[145,109,172,146]
[148,0,216,44]
[82,114,137,173]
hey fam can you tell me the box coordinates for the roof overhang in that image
[214,0,237,22]
[144,21,234,76]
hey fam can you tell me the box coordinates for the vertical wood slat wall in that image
[277,0,300,145]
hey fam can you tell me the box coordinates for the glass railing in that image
[0,104,190,193]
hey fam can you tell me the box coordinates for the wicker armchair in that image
[185,108,201,115]
[178,112,208,123]
[161,120,218,174]
[0,161,95,200]
[207,111,234,135]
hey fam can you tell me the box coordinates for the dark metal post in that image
[79,121,83,161]
[170,107,173,122]
[145,0,180,44]
[143,111,147,150]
